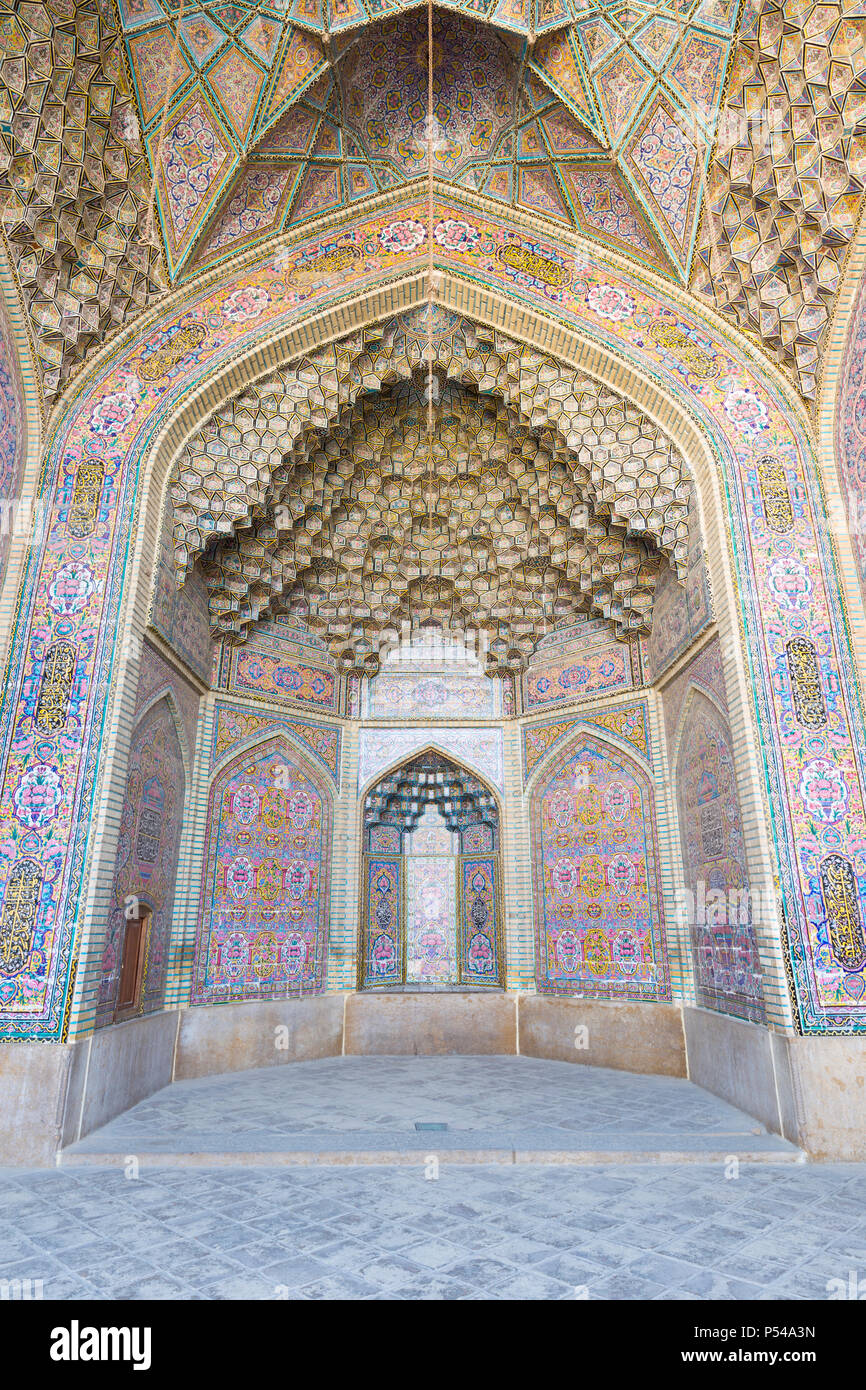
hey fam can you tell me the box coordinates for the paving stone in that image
[260,1255,331,1289]
[2,1058,864,1300]
[64,1058,796,1159]
[495,1268,576,1298]
[583,1271,668,1299]
[679,1270,766,1299]
[401,1238,469,1269]
[295,1273,381,1299]
[380,1275,476,1300]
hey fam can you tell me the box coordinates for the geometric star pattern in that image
[190,13,674,278]
[113,0,743,282]
[526,0,740,276]
[7,0,865,405]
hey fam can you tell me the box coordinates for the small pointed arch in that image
[192,731,333,1006]
[95,690,188,1026]
[523,715,654,801]
[528,723,670,1001]
[359,739,505,819]
[668,678,731,779]
[668,684,767,1024]
[133,685,194,788]
[359,743,505,992]
[209,717,340,791]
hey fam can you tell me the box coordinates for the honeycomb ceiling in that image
[172,306,692,673]
[695,0,866,398]
[364,750,498,839]
[0,0,167,401]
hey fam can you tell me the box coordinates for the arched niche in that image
[6,205,859,1040]
[358,747,505,990]
[95,695,187,1026]
[670,685,766,1025]
[192,733,333,1004]
[528,728,668,1000]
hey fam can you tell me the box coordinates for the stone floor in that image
[63,1056,798,1161]
[1,1161,865,1300]
[2,1057,864,1300]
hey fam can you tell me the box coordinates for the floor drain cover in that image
[414,1122,448,1131]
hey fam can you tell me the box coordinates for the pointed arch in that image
[192,731,333,1005]
[667,678,730,777]
[529,725,669,1001]
[523,714,655,799]
[25,264,757,1044]
[359,739,505,816]
[820,202,866,701]
[0,234,43,679]
[7,187,866,1037]
[670,686,767,1025]
[94,693,187,1027]
[134,683,195,789]
[210,716,341,790]
[358,744,505,991]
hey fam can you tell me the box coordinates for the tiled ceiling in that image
[115,0,743,281]
[2,0,865,407]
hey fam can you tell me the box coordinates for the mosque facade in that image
[0,0,865,1164]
